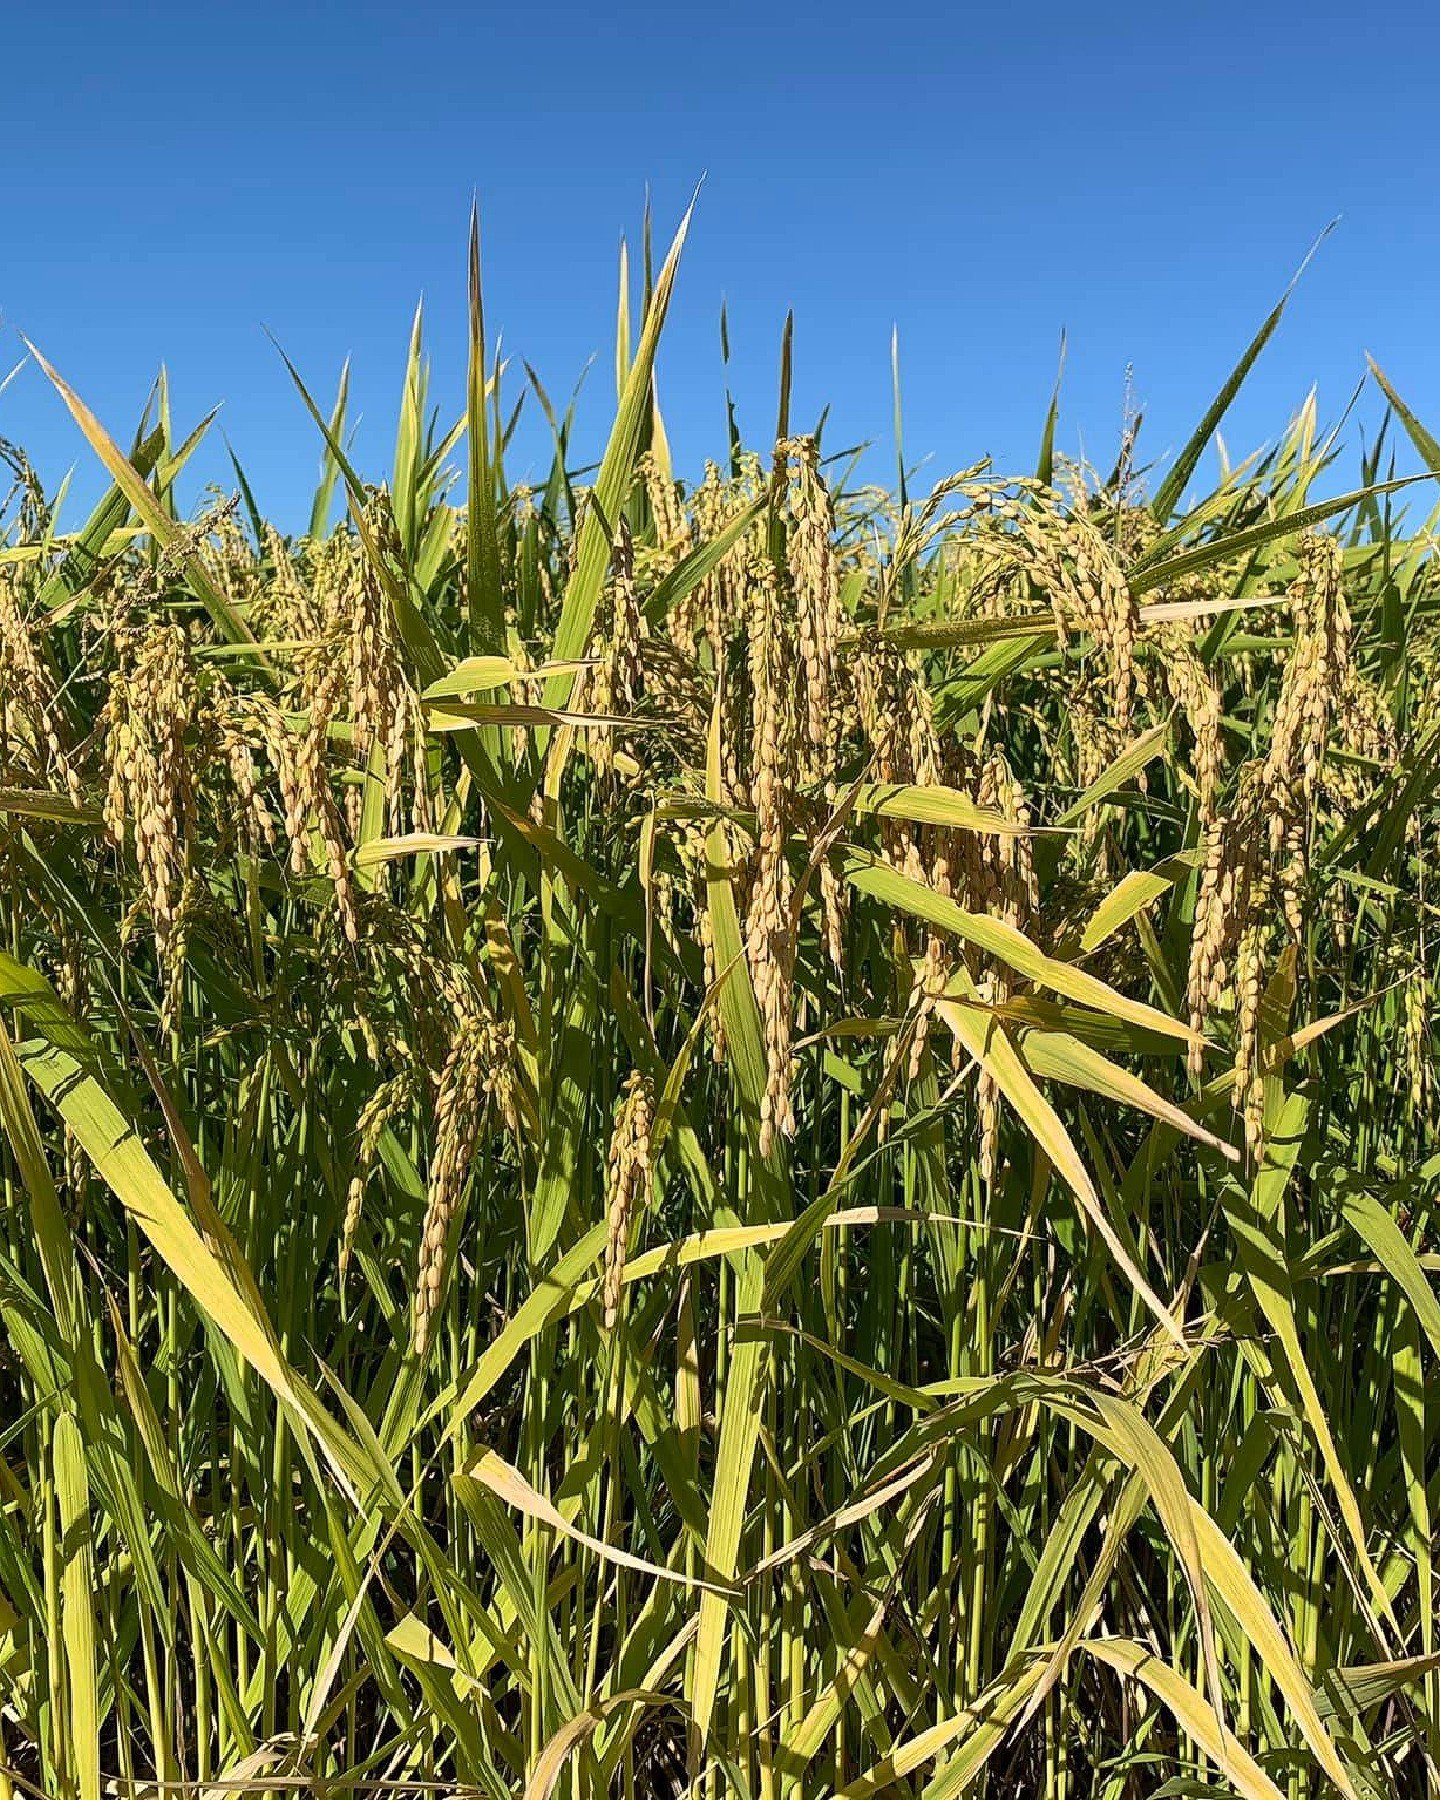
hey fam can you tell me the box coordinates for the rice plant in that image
[0,207,1437,1800]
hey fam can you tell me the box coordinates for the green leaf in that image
[541,201,694,721]
[467,204,507,655]
[1151,234,1329,522]
[843,848,1196,1046]
[53,1412,101,1800]
[24,340,251,646]
[1367,357,1440,474]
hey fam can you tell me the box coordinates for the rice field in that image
[1,208,1438,1799]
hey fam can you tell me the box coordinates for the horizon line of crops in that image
[0,203,1439,1799]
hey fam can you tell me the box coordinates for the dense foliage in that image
[0,213,1438,1799]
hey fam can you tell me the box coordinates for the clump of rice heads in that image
[0,217,1437,1800]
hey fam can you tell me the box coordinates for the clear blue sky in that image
[2,1,1436,527]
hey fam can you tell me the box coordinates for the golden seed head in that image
[602,1069,656,1329]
